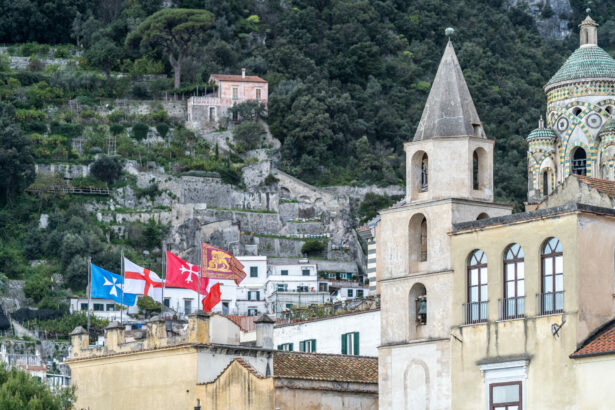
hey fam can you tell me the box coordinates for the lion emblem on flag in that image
[207,250,231,271]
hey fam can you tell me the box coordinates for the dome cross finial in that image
[586,7,591,15]
[445,27,455,42]
[539,116,544,128]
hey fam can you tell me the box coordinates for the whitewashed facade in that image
[273,309,380,356]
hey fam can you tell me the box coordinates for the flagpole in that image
[198,242,202,312]
[162,242,166,316]
[120,249,124,325]
[87,257,91,334]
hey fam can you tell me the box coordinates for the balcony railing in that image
[537,291,564,315]
[499,296,525,320]
[463,301,488,325]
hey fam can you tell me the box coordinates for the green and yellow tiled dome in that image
[599,118,615,137]
[527,126,556,140]
[546,46,615,87]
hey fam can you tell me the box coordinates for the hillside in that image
[1,0,615,316]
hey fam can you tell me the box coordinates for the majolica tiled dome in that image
[527,126,556,140]
[546,46,615,87]
[599,118,615,137]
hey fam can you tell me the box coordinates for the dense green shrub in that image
[301,239,327,255]
[0,366,74,409]
[90,156,122,184]
[233,121,264,151]
[131,122,149,140]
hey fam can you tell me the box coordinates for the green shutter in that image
[312,339,317,352]
[277,344,283,350]
[289,343,293,351]
[341,334,347,354]
[353,332,360,355]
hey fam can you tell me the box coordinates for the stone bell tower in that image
[377,29,512,410]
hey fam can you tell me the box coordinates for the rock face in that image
[86,159,403,271]
[507,0,572,40]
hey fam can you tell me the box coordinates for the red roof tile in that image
[571,319,615,358]
[210,74,266,83]
[273,351,377,383]
[574,175,615,198]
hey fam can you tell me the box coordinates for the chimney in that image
[69,326,89,359]
[104,321,125,352]
[254,314,275,349]
[241,68,246,79]
[147,316,167,348]
[188,310,210,344]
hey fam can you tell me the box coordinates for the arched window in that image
[572,107,582,116]
[606,106,614,116]
[542,170,550,196]
[503,244,524,319]
[571,148,587,176]
[473,151,479,190]
[420,218,427,262]
[420,153,428,192]
[409,213,427,270]
[409,283,427,333]
[477,213,489,220]
[466,250,488,324]
[541,238,563,314]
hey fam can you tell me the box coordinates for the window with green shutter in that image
[300,339,316,352]
[277,343,293,351]
[341,332,360,355]
[250,266,258,277]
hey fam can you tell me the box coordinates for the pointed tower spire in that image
[413,29,485,141]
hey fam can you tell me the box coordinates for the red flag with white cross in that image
[165,250,209,293]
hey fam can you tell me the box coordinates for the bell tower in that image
[377,28,512,410]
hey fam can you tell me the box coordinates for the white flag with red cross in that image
[123,257,163,302]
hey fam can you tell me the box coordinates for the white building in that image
[69,297,138,321]
[272,309,380,356]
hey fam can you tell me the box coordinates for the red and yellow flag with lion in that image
[201,243,246,285]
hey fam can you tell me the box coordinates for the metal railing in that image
[499,296,525,320]
[463,301,488,325]
[537,291,564,315]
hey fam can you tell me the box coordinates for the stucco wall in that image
[197,360,274,410]
[449,210,615,409]
[379,340,451,410]
[274,383,377,410]
[574,355,615,409]
[70,347,198,410]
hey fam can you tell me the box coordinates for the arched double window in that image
[467,250,488,324]
[571,148,587,176]
[541,238,563,314]
[503,244,524,319]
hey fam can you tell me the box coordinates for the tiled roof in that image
[574,175,615,198]
[223,315,260,332]
[527,127,556,140]
[210,74,267,83]
[546,46,615,87]
[273,351,377,383]
[20,365,47,371]
[571,319,615,358]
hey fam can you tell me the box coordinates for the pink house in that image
[188,69,268,124]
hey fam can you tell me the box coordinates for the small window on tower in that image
[420,154,428,192]
[473,151,479,190]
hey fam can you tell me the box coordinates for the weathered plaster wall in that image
[274,381,377,410]
[197,360,274,410]
[70,347,198,410]
[379,340,451,410]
